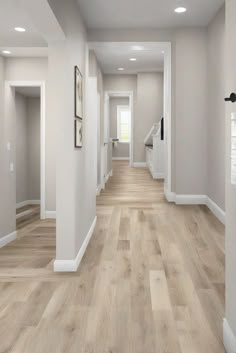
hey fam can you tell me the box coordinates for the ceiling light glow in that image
[174,7,187,13]
[2,50,11,54]
[132,45,145,51]
[129,58,137,61]
[118,68,124,71]
[14,27,26,32]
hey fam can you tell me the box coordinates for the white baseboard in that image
[206,197,225,225]
[152,172,164,179]
[16,200,40,209]
[54,216,97,272]
[45,211,56,219]
[112,157,130,161]
[223,319,236,353]
[132,162,147,168]
[164,188,225,225]
[175,194,207,205]
[0,231,17,248]
[16,209,33,220]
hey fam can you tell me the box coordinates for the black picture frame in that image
[74,118,83,148]
[74,66,83,119]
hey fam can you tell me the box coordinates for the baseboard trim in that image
[175,194,207,205]
[223,319,236,353]
[132,162,147,168]
[16,209,33,220]
[54,216,97,272]
[164,189,225,224]
[0,231,17,248]
[206,197,225,225]
[45,211,56,219]
[16,200,40,209]
[112,157,130,161]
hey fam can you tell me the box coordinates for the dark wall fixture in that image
[225,92,236,103]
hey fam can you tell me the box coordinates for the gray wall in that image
[15,93,40,204]
[225,0,236,337]
[207,7,225,211]
[110,97,130,159]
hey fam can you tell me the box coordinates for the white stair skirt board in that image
[206,197,225,225]
[45,211,56,219]
[112,157,130,161]
[105,170,113,184]
[16,200,40,209]
[152,172,165,180]
[132,162,147,168]
[223,319,236,353]
[0,231,17,248]
[54,217,97,272]
[96,185,102,196]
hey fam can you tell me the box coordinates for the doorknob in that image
[225,93,236,103]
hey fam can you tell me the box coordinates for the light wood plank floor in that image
[0,161,225,353]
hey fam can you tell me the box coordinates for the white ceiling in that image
[78,0,224,29]
[0,0,47,56]
[15,86,40,98]
[90,42,165,74]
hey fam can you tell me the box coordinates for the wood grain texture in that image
[0,161,225,352]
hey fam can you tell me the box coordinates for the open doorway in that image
[6,81,46,225]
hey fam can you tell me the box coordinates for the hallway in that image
[0,161,225,352]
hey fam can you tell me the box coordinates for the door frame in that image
[5,80,46,220]
[104,90,134,168]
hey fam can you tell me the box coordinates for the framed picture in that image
[75,118,83,148]
[74,66,83,119]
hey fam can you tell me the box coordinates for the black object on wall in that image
[161,117,164,141]
[225,92,236,103]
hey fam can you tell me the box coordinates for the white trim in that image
[104,90,134,167]
[45,211,56,219]
[0,231,17,248]
[206,197,225,225]
[112,157,129,161]
[223,319,236,353]
[6,80,46,220]
[164,189,225,224]
[132,162,147,168]
[54,217,97,272]
[16,200,40,209]
[175,194,207,205]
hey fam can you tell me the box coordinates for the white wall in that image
[207,7,225,211]
[110,97,130,159]
[15,93,41,204]
[175,28,208,195]
[225,0,236,338]
[47,0,97,263]
[136,72,163,162]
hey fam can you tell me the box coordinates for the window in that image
[117,106,131,143]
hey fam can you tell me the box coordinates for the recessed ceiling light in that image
[118,68,124,71]
[175,7,187,13]
[14,27,26,32]
[2,50,11,54]
[129,58,137,61]
[132,45,145,51]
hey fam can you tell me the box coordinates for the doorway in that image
[6,81,46,221]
